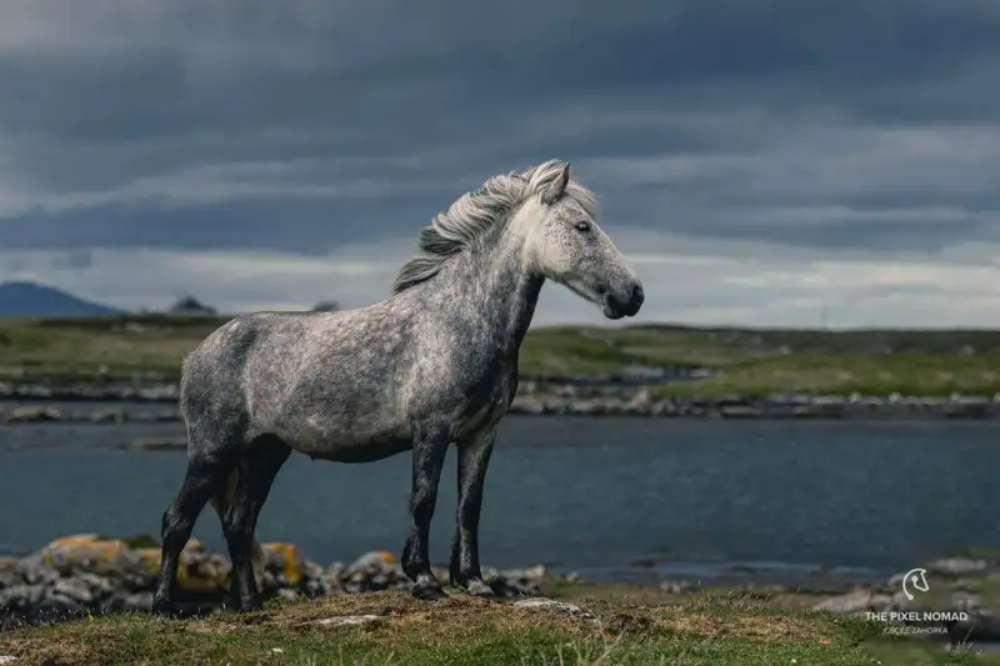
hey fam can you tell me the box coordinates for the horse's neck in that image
[436,240,543,356]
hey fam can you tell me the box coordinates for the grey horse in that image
[151,159,644,614]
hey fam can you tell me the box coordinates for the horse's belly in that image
[284,422,412,464]
[303,436,413,463]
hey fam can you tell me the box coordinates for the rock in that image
[950,591,983,612]
[512,598,595,619]
[660,581,695,594]
[629,389,654,410]
[40,534,131,575]
[174,549,230,592]
[100,591,153,614]
[487,565,547,597]
[926,558,988,577]
[310,614,381,627]
[1,406,62,423]
[51,578,96,605]
[500,564,545,582]
[12,555,58,587]
[342,551,405,593]
[31,593,88,622]
[0,585,45,613]
[886,571,907,588]
[89,409,126,424]
[510,396,546,415]
[263,543,306,587]
[719,405,764,419]
[813,590,891,615]
[324,563,346,583]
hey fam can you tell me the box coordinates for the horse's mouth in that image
[602,303,642,319]
[603,303,626,320]
[602,294,643,319]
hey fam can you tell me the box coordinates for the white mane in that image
[391,159,598,294]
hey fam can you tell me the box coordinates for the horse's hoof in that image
[466,579,498,599]
[151,596,178,617]
[412,583,448,601]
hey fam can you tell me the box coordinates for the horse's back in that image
[248,307,416,456]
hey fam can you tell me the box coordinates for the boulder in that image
[262,543,306,587]
[40,534,131,575]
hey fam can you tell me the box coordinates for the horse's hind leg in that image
[222,434,290,612]
[152,447,236,615]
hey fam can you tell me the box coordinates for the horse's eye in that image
[574,221,591,232]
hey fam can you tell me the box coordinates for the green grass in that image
[3,315,1000,396]
[655,352,1000,398]
[0,589,990,666]
[0,314,230,384]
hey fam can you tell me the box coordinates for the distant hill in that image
[0,281,125,317]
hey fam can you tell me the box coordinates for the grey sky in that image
[2,0,999,326]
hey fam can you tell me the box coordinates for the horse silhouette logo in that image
[901,568,930,600]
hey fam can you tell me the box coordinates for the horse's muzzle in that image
[603,283,644,319]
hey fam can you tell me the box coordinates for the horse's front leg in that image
[449,429,496,597]
[402,421,450,601]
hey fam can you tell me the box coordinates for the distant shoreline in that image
[2,381,1000,421]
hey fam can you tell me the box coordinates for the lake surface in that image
[0,413,997,588]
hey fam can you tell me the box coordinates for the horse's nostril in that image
[631,284,644,303]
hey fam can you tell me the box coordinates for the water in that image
[0,413,997,588]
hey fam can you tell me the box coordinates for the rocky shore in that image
[0,535,557,630]
[4,535,1000,646]
[4,384,1000,422]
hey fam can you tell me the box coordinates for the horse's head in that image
[520,162,644,320]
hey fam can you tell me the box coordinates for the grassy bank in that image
[0,587,986,666]
[2,314,1000,396]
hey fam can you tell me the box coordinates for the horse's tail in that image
[209,469,267,580]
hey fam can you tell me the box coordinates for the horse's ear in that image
[541,162,571,205]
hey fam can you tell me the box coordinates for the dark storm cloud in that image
[1,0,999,255]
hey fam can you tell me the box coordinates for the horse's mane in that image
[391,159,599,294]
